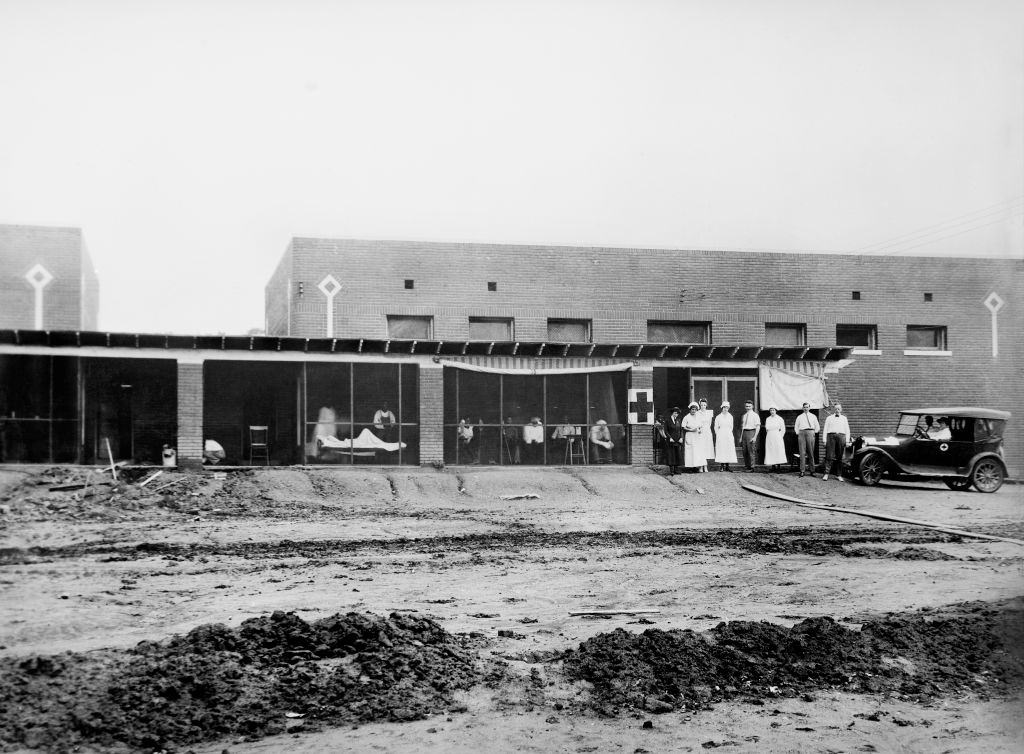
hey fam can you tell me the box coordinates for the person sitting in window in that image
[522,416,544,464]
[502,416,522,464]
[590,419,614,464]
[456,419,477,463]
[374,401,397,443]
[551,417,578,440]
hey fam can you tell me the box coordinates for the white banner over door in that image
[758,360,829,410]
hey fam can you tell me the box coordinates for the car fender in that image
[852,447,903,473]
[965,451,1007,476]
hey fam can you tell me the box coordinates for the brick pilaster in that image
[629,367,654,466]
[176,361,204,464]
[419,364,444,465]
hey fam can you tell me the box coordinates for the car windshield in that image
[896,414,921,435]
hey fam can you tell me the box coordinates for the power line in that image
[858,207,1024,256]
[854,196,1024,254]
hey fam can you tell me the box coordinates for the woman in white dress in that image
[714,402,738,471]
[764,406,788,471]
[697,398,715,469]
[681,402,704,472]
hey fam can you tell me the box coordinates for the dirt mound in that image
[564,600,1024,715]
[0,611,480,752]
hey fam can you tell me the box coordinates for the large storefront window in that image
[443,367,628,465]
[205,360,419,466]
[204,361,302,465]
[305,362,419,465]
[0,355,80,463]
[82,358,177,464]
[0,355,175,464]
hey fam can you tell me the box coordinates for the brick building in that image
[0,224,99,331]
[262,238,1023,472]
[0,234,1020,475]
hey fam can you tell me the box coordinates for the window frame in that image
[386,315,433,340]
[546,318,592,343]
[646,320,712,345]
[905,325,947,351]
[468,316,514,341]
[835,324,878,351]
[764,323,807,346]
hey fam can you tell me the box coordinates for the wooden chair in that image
[249,425,270,465]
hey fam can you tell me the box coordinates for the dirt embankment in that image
[2,600,1022,753]
[564,599,1024,716]
[0,611,481,753]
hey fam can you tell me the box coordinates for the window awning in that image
[437,358,632,375]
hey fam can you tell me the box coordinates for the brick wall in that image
[264,242,293,336]
[630,368,655,466]
[265,238,1021,474]
[176,362,203,464]
[418,365,444,464]
[0,224,93,330]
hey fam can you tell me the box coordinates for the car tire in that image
[971,459,1005,493]
[944,478,973,491]
[856,453,886,487]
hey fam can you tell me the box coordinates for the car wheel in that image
[857,453,886,486]
[971,459,1005,493]
[944,478,973,491]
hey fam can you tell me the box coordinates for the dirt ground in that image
[1,464,1023,753]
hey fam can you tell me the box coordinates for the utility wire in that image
[857,207,1024,256]
[854,196,1024,254]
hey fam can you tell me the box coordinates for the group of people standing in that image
[654,400,852,479]
[655,399,762,474]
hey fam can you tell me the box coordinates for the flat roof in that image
[0,330,853,361]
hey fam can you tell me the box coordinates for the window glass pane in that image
[387,316,431,339]
[545,373,588,424]
[647,322,708,343]
[907,326,941,348]
[587,371,627,464]
[548,320,590,342]
[765,324,805,345]
[836,325,874,348]
[468,318,512,341]
[306,363,352,463]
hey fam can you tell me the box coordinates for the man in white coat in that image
[822,403,851,481]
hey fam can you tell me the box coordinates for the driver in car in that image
[927,417,952,440]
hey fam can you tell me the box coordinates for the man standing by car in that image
[794,402,820,477]
[822,403,851,481]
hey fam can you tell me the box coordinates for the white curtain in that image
[758,360,829,410]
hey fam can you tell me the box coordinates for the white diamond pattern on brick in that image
[984,291,1005,313]
[25,263,54,289]
[318,275,342,297]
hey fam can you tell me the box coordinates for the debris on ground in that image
[0,610,482,752]
[563,599,1024,714]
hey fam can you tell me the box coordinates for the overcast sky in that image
[1,0,1022,335]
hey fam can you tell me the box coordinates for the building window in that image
[906,325,946,350]
[851,291,861,300]
[387,316,432,339]
[836,324,877,350]
[764,323,806,346]
[487,282,497,292]
[924,292,933,302]
[469,317,513,341]
[404,279,414,290]
[547,319,591,342]
[646,321,711,344]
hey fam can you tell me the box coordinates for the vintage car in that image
[848,407,1010,493]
